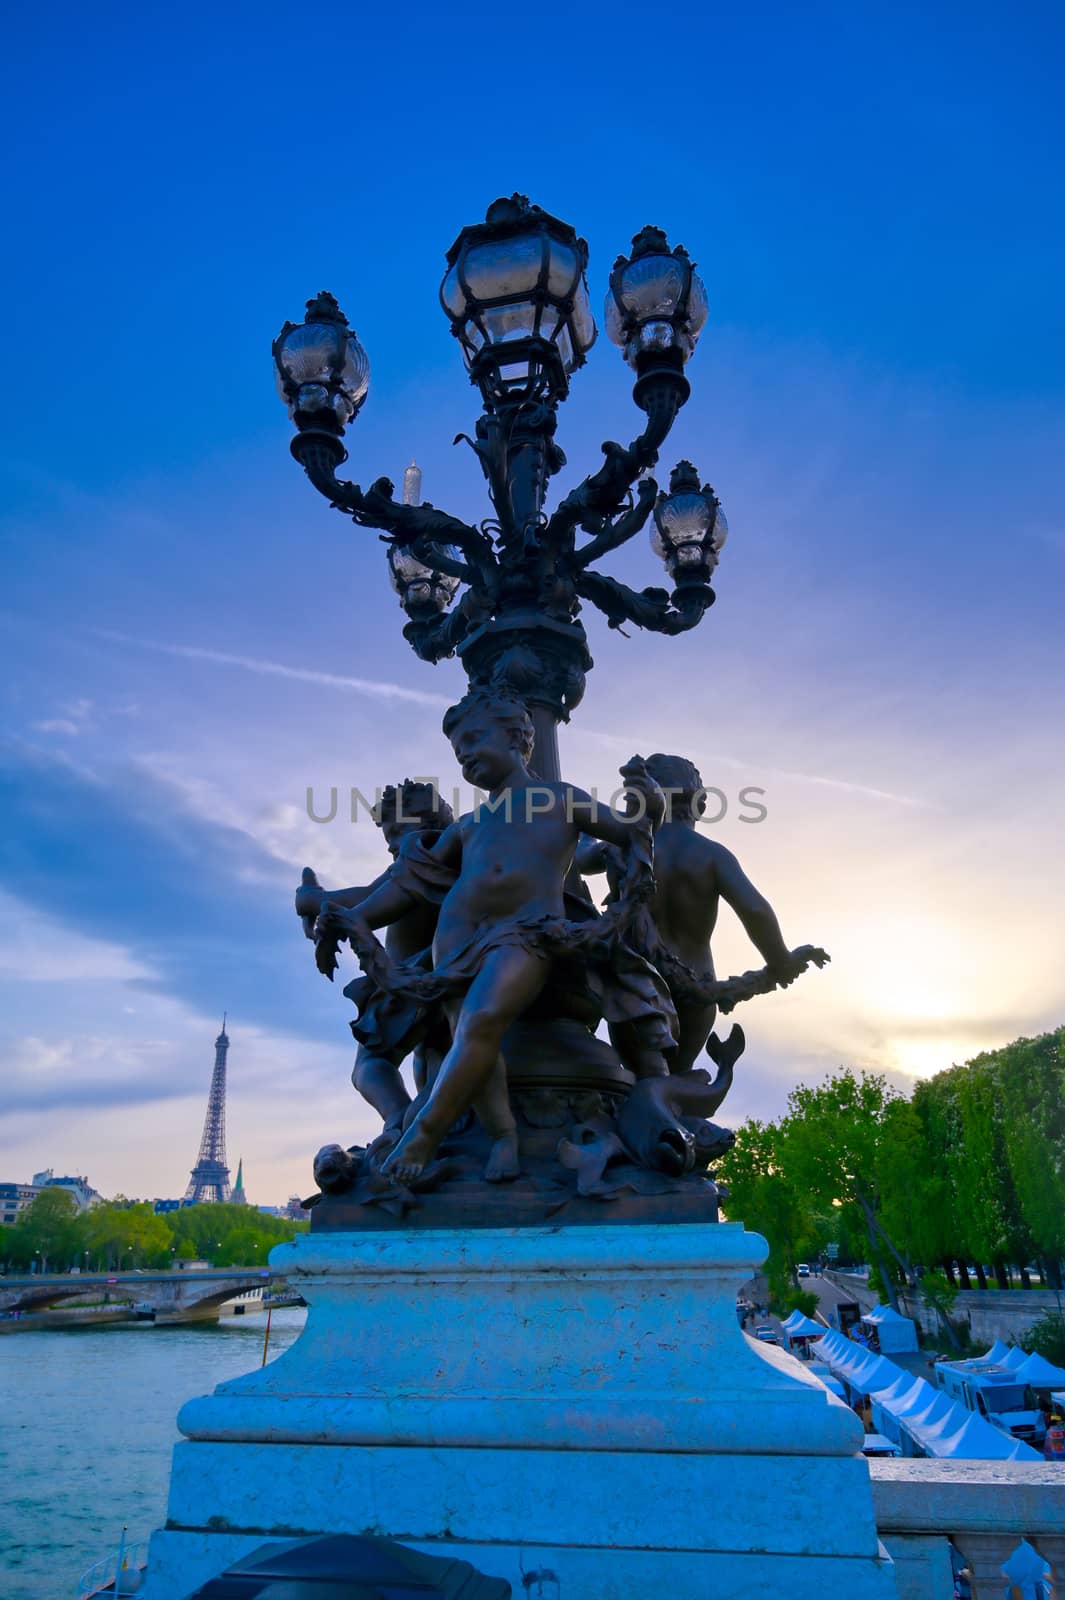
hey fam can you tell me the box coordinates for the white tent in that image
[836,1352,900,1394]
[1001,1345,1027,1370]
[781,1311,803,1329]
[907,1395,971,1452]
[884,1376,938,1421]
[931,1412,1042,1461]
[981,1337,1011,1365]
[904,1391,958,1437]
[861,1304,919,1352]
[1015,1351,1065,1388]
[786,1313,827,1340]
[869,1373,923,1443]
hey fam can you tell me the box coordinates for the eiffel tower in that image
[183,1016,232,1204]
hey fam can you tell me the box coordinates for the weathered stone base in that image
[142,1223,897,1599]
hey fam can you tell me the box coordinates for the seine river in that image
[0,1307,307,1600]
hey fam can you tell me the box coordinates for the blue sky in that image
[1,1,1063,1202]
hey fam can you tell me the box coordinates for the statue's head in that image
[373,780,455,855]
[645,753,705,821]
[442,688,535,788]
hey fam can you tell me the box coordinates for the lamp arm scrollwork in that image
[291,430,496,577]
[401,587,492,663]
[570,477,658,571]
[544,371,686,547]
[575,570,715,635]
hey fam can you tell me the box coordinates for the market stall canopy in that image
[981,1338,1011,1365]
[861,1304,919,1352]
[786,1314,826,1339]
[1001,1346,1027,1370]
[1015,1352,1065,1388]
[906,1395,971,1452]
[882,1376,938,1420]
[931,1412,1042,1461]
[903,1392,960,1442]
[837,1352,901,1395]
[869,1372,920,1409]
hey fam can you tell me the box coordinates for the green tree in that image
[997,1031,1065,1288]
[84,1200,175,1270]
[168,1202,302,1265]
[8,1188,81,1273]
[718,1120,813,1307]
[779,1069,911,1309]
[1021,1314,1065,1367]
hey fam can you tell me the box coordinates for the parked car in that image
[797,1263,810,1277]
[754,1325,780,1345]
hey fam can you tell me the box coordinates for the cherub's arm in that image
[567,756,665,850]
[344,819,464,932]
[296,865,397,941]
[312,822,465,981]
[709,843,792,969]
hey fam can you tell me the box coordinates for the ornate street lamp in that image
[273,292,369,430]
[275,196,730,778]
[386,463,462,618]
[651,461,727,585]
[440,194,596,408]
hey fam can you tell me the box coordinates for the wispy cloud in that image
[579,726,929,809]
[92,631,928,808]
[96,631,452,709]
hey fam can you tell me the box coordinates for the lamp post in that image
[275,194,726,779]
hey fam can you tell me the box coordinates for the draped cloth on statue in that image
[348,828,678,1057]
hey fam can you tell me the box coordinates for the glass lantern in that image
[651,462,726,583]
[606,226,708,372]
[273,292,370,431]
[440,195,596,407]
[387,541,461,616]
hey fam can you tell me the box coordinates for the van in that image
[934,1359,1045,1445]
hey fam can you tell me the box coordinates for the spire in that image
[232,1156,247,1205]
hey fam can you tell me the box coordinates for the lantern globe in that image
[387,542,462,615]
[606,226,708,372]
[274,292,369,430]
[651,461,725,581]
[440,195,596,408]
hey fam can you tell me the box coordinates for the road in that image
[810,1272,861,1323]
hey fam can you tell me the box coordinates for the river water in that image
[0,1307,307,1600]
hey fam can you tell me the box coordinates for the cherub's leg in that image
[381,947,548,1182]
[670,999,718,1074]
[352,1046,411,1132]
[475,1055,520,1182]
[606,1020,670,1080]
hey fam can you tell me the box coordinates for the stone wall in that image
[826,1270,1061,1347]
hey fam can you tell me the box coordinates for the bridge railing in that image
[870,1459,1065,1599]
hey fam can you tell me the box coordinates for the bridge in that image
[0,1267,277,1324]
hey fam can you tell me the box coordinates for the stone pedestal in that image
[143,1222,896,1599]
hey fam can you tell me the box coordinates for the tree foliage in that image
[718,1027,1065,1301]
[0,1194,305,1272]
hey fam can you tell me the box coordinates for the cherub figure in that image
[579,753,826,1072]
[314,688,671,1185]
[295,781,454,1132]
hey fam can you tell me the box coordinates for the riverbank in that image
[0,1304,137,1333]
